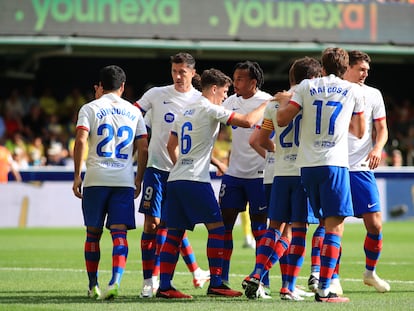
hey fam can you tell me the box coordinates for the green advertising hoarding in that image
[0,0,413,45]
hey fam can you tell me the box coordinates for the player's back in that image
[79,93,146,187]
[265,87,301,177]
[292,74,364,168]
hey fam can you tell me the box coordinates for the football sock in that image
[332,246,342,280]
[207,226,226,287]
[141,231,156,280]
[319,232,341,291]
[311,225,325,274]
[221,229,233,283]
[252,227,281,279]
[109,229,128,286]
[251,220,268,284]
[287,227,307,292]
[279,249,289,286]
[364,232,383,271]
[180,232,199,273]
[84,229,102,289]
[159,229,184,290]
[152,226,167,278]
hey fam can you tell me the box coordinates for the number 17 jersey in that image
[291,74,364,168]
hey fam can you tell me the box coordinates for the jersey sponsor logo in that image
[368,203,378,209]
[181,159,193,165]
[163,101,173,105]
[258,205,267,211]
[164,112,175,123]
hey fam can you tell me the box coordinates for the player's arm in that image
[134,136,148,198]
[72,128,88,198]
[277,101,300,127]
[228,101,267,128]
[349,112,365,139]
[367,117,388,169]
[166,131,179,165]
[211,156,227,176]
[249,127,266,158]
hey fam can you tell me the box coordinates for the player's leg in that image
[309,224,325,292]
[285,225,307,297]
[104,187,136,300]
[180,232,211,288]
[302,166,351,303]
[330,246,343,295]
[350,171,390,292]
[105,226,128,299]
[240,206,255,249]
[206,222,243,297]
[85,227,103,299]
[82,186,108,300]
[138,168,165,297]
[362,211,390,292]
[219,175,244,285]
[158,228,185,291]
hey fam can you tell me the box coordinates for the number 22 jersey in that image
[76,93,147,187]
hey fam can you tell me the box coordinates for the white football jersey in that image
[291,75,365,168]
[348,84,386,171]
[223,90,273,178]
[168,96,234,183]
[262,87,300,176]
[135,85,201,171]
[76,93,147,187]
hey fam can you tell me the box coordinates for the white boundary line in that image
[1,267,413,284]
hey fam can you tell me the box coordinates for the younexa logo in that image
[224,1,375,36]
[26,0,377,41]
[31,0,180,31]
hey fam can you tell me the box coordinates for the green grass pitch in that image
[0,221,413,311]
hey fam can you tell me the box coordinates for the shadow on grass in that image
[0,291,252,305]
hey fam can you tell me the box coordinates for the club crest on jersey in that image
[164,112,175,123]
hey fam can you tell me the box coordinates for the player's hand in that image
[72,175,83,199]
[366,147,382,170]
[273,90,292,106]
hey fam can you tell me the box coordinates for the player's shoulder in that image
[255,90,273,100]
[142,85,171,97]
[362,83,382,96]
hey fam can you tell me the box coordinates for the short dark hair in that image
[348,50,371,67]
[233,60,265,89]
[289,57,322,85]
[200,68,232,90]
[170,52,196,69]
[99,65,126,91]
[321,47,349,78]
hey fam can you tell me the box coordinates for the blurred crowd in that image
[0,84,412,170]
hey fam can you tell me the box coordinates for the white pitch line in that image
[1,267,413,284]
